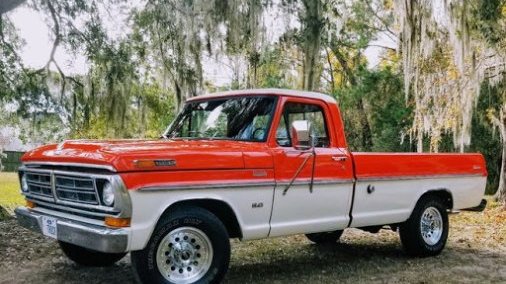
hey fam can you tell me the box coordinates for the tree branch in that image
[325,47,335,91]
[44,0,68,100]
[364,0,397,39]
[44,0,61,71]
[329,45,356,85]
[366,44,397,51]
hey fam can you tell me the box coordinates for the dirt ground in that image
[1,205,505,284]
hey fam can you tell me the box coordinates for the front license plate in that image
[41,216,57,239]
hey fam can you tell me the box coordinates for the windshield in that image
[165,96,277,141]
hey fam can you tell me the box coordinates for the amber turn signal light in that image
[105,217,131,228]
[133,160,156,168]
[26,200,36,208]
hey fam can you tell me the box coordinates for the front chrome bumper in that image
[15,206,129,253]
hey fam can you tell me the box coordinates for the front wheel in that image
[399,196,449,257]
[131,206,230,284]
[59,241,126,266]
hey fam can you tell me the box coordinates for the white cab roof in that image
[187,88,337,104]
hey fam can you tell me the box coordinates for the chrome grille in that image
[25,172,52,198]
[55,175,99,204]
[20,168,121,220]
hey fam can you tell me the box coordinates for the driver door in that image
[269,98,354,237]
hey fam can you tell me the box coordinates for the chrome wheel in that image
[156,227,213,284]
[420,206,443,245]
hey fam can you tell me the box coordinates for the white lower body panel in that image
[127,186,274,251]
[126,175,486,251]
[350,175,487,228]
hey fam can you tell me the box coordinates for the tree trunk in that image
[495,139,506,206]
[494,107,506,207]
[72,91,77,127]
[487,103,506,207]
[253,62,258,88]
[356,98,373,150]
[84,78,95,130]
[325,48,335,92]
[417,131,423,153]
[174,82,183,113]
[301,0,323,91]
[246,64,251,88]
[329,46,373,150]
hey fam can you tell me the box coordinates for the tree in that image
[486,84,506,204]
[132,0,271,110]
[299,0,324,91]
[394,0,506,205]
[322,0,397,150]
[0,14,26,101]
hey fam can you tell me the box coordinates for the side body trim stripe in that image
[140,182,276,191]
[137,173,483,191]
[357,173,483,182]
[139,179,354,191]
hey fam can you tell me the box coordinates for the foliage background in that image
[0,0,505,198]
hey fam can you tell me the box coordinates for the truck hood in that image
[21,139,273,172]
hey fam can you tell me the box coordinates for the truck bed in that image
[349,152,487,228]
[351,152,487,180]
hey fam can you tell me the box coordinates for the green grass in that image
[0,172,24,213]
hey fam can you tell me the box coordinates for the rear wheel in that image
[306,230,344,244]
[399,196,449,257]
[131,206,230,284]
[59,241,126,266]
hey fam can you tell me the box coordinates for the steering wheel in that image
[251,128,266,140]
[210,129,222,138]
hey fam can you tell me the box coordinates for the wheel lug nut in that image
[179,268,183,274]
[187,267,192,272]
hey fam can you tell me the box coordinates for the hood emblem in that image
[134,159,176,168]
[154,159,177,167]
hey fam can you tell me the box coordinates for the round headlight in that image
[21,174,29,192]
[102,182,115,206]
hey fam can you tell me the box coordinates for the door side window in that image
[276,102,330,148]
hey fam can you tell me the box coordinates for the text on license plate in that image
[41,216,57,239]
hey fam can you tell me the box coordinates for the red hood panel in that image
[21,139,272,172]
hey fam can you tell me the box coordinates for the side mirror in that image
[290,120,313,150]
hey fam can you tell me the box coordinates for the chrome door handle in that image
[332,156,347,162]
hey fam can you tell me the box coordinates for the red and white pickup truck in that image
[15,89,487,284]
